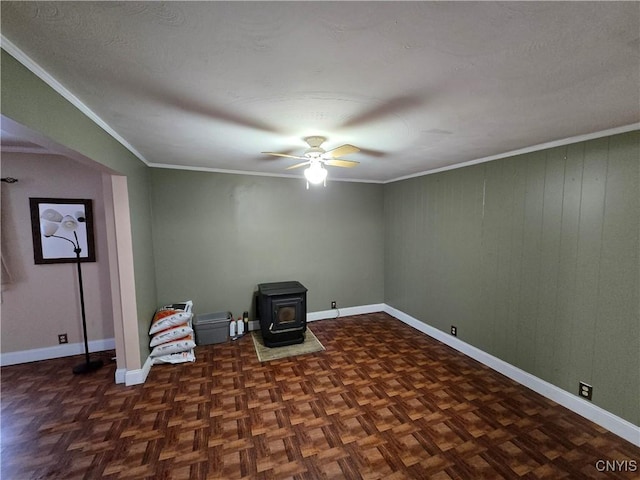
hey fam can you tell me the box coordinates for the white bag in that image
[149,333,196,357]
[153,349,196,364]
[150,324,194,347]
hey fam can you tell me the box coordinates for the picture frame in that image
[29,198,96,264]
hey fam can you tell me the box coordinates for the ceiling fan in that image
[263,136,360,187]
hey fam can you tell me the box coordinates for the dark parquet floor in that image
[1,312,638,479]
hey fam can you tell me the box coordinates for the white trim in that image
[0,338,116,367]
[386,123,640,184]
[1,35,150,166]
[148,163,384,184]
[307,303,386,322]
[149,162,304,178]
[4,302,636,445]
[383,304,640,447]
[244,304,385,333]
[124,355,153,386]
[248,320,260,331]
[115,368,126,384]
[3,34,636,185]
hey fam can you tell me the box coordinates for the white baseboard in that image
[15,305,634,446]
[0,337,150,387]
[248,320,260,331]
[307,303,386,322]
[121,304,382,384]
[383,304,640,448]
[0,338,116,367]
[124,355,153,386]
[115,368,126,384]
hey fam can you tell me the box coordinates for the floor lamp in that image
[40,209,103,374]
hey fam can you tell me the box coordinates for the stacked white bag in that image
[149,300,196,364]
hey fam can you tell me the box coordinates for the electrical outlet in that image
[579,382,593,400]
[450,325,457,336]
[58,333,68,344]
[331,301,337,309]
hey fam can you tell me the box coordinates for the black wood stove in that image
[257,281,307,348]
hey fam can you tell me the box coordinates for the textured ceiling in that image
[1,1,638,182]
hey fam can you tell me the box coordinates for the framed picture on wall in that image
[29,198,96,264]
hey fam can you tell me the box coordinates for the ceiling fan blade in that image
[286,161,311,170]
[262,152,306,160]
[325,159,360,168]
[339,94,424,129]
[358,147,386,158]
[324,144,360,158]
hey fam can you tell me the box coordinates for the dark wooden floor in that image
[1,312,638,479]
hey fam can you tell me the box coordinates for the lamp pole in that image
[48,231,103,374]
[71,232,103,374]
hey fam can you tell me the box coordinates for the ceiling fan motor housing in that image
[304,136,326,148]
[304,146,325,158]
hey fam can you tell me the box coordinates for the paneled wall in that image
[384,131,639,425]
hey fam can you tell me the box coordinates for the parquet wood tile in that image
[1,312,638,479]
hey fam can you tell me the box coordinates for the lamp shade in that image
[304,162,328,184]
[61,215,79,231]
[40,220,60,237]
[41,208,63,223]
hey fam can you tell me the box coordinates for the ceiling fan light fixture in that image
[263,136,359,188]
[304,161,328,185]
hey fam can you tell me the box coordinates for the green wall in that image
[1,49,158,365]
[150,169,385,318]
[4,47,639,427]
[384,131,640,426]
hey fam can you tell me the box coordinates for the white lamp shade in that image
[41,208,63,223]
[61,215,79,231]
[41,220,60,237]
[304,162,328,184]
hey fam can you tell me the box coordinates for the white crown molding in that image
[149,162,313,180]
[1,35,150,166]
[148,162,385,184]
[134,121,640,184]
[3,35,636,185]
[386,123,640,184]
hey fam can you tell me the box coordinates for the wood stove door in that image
[269,297,305,333]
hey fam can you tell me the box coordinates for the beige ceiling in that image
[1,1,638,182]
